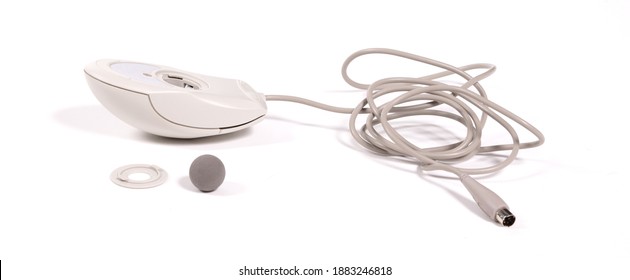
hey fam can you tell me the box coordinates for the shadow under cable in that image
[334,120,520,223]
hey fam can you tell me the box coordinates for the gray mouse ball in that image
[189,154,226,192]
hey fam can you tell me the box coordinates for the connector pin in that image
[496,208,515,227]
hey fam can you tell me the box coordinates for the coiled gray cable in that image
[266,48,544,226]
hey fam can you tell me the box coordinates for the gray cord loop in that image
[269,48,544,175]
[266,48,545,225]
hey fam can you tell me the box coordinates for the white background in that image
[1,0,629,279]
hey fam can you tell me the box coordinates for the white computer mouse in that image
[84,60,267,138]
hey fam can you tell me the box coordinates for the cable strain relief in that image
[459,174,513,226]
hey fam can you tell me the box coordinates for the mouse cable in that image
[264,48,544,226]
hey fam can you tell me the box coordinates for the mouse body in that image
[84,60,267,138]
